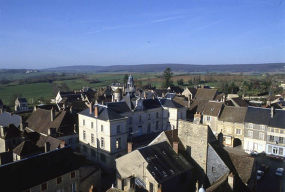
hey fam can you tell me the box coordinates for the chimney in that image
[144,92,147,99]
[128,142,133,153]
[63,103,66,110]
[74,124,77,133]
[152,95,155,100]
[48,128,56,136]
[112,94,114,102]
[0,126,6,137]
[70,106,73,114]
[162,92,165,98]
[193,112,201,124]
[173,142,179,153]
[242,94,245,100]
[187,95,191,107]
[271,106,275,118]
[51,107,55,122]
[89,102,93,114]
[218,130,224,147]
[0,108,2,114]
[33,106,37,112]
[45,142,51,152]
[94,105,99,117]
[60,140,65,148]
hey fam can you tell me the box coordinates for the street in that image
[253,154,285,192]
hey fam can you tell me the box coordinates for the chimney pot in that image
[94,105,99,117]
[128,142,133,153]
[60,140,65,148]
[89,102,93,114]
[51,107,55,122]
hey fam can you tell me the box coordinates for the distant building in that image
[14,97,29,112]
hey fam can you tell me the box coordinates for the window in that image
[148,114,150,120]
[206,116,211,121]
[271,128,274,132]
[116,138,121,149]
[156,121,159,130]
[69,138,73,144]
[248,123,253,129]
[91,122,93,128]
[270,135,274,142]
[41,183,47,191]
[56,177,62,184]
[83,130,86,140]
[260,125,265,131]
[147,124,151,133]
[70,183,76,192]
[100,153,106,162]
[273,147,278,154]
[248,131,253,138]
[70,171,76,178]
[259,132,265,140]
[129,127,133,138]
[279,137,284,143]
[156,112,159,118]
[129,117,132,124]
[279,148,283,155]
[91,149,96,157]
[101,125,104,132]
[275,129,279,133]
[83,145,87,152]
[83,119,85,126]
[139,116,142,122]
[101,137,105,148]
[235,129,241,135]
[91,134,94,144]
[280,130,284,134]
[117,125,121,133]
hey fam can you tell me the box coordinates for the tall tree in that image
[162,68,173,88]
[123,74,128,85]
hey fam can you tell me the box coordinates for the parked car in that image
[270,154,284,161]
[251,151,258,156]
[276,168,284,176]
[245,149,258,155]
[259,164,269,173]
[257,170,264,180]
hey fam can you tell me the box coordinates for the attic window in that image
[162,151,166,154]
[57,177,62,184]
[41,183,47,191]
[152,172,156,176]
[154,166,158,170]
[212,167,216,173]
[170,169,174,174]
[211,108,214,111]
[162,171,168,177]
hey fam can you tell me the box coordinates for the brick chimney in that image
[60,140,65,148]
[193,112,201,124]
[128,142,133,153]
[173,142,179,153]
[51,107,55,122]
[89,102,93,114]
[94,105,99,117]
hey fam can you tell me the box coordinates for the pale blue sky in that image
[0,0,284,69]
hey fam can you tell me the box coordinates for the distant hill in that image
[43,63,285,73]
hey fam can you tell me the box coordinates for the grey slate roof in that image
[17,98,27,103]
[160,99,185,108]
[137,141,192,183]
[78,105,124,121]
[244,106,271,125]
[203,101,224,117]
[219,106,248,123]
[0,112,22,127]
[231,97,249,107]
[142,99,162,109]
[0,147,87,192]
[106,102,131,113]
[268,109,285,129]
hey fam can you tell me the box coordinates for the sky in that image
[0,0,284,69]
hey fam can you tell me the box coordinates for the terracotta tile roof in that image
[25,109,75,136]
[194,88,218,101]
[203,101,224,117]
[219,106,247,123]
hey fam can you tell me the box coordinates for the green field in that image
[0,83,53,107]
